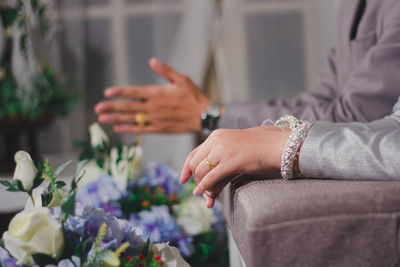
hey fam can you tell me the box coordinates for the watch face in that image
[201,103,222,136]
[207,106,221,118]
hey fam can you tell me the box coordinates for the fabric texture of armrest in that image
[221,177,400,267]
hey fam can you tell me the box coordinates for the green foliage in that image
[188,231,229,267]
[73,159,90,181]
[120,186,180,217]
[61,191,76,217]
[0,3,80,121]
[32,253,57,266]
[0,8,18,27]
[0,179,24,192]
[41,192,53,207]
[31,168,44,190]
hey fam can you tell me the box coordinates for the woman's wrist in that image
[273,115,313,179]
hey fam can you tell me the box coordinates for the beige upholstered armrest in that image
[221,176,400,267]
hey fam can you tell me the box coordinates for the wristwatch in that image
[201,102,223,136]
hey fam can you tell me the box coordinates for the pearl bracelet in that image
[278,117,313,180]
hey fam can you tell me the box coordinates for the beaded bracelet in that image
[279,119,313,180]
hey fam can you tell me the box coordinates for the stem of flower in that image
[29,193,36,206]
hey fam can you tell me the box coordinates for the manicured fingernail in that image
[150,58,162,70]
[193,187,201,196]
[99,114,110,123]
[206,198,211,208]
[105,88,116,97]
[95,103,105,112]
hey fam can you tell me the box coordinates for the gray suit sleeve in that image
[220,4,400,129]
[299,98,400,180]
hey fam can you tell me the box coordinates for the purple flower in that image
[64,205,146,256]
[129,205,194,257]
[137,163,185,195]
[0,246,20,267]
[99,202,123,218]
[77,174,122,208]
[46,256,81,267]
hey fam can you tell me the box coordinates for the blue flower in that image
[64,205,146,256]
[137,163,185,195]
[45,256,81,267]
[0,246,20,267]
[129,205,194,257]
[99,202,123,218]
[77,174,123,208]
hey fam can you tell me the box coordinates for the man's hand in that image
[95,58,211,134]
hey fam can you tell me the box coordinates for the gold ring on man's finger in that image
[135,112,147,126]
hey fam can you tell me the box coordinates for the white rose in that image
[13,151,38,191]
[110,146,142,191]
[2,207,64,265]
[176,196,217,236]
[89,122,109,148]
[152,243,190,267]
[77,160,105,188]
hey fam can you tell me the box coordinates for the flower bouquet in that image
[0,151,189,267]
[75,124,229,267]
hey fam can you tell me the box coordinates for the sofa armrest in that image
[221,177,400,267]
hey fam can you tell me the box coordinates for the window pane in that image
[125,14,182,84]
[126,0,180,3]
[84,19,114,114]
[57,0,109,7]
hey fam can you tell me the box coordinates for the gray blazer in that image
[300,96,400,180]
[220,0,400,129]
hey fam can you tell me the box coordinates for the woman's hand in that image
[179,126,290,208]
[95,58,210,134]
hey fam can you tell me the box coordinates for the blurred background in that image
[0,0,341,170]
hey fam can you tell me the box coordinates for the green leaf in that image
[74,159,90,179]
[0,180,13,187]
[54,160,73,178]
[32,253,57,266]
[41,193,53,207]
[15,180,25,191]
[32,170,44,190]
[0,180,21,192]
[55,181,66,189]
[117,141,123,155]
[61,192,76,216]
[96,157,104,169]
[142,237,151,256]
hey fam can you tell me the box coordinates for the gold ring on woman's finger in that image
[135,112,147,126]
[204,157,215,170]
